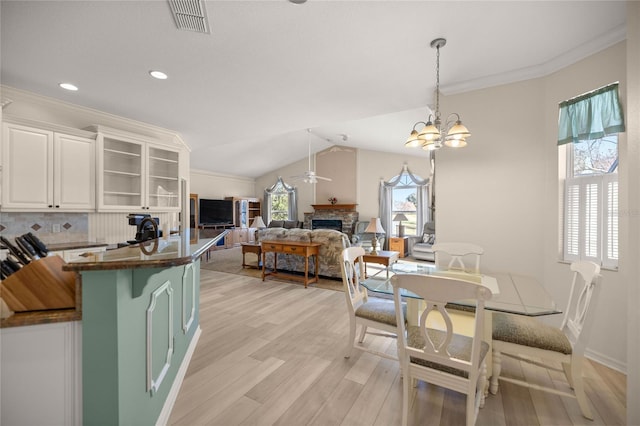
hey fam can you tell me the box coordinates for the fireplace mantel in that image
[312,204,357,211]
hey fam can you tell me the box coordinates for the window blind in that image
[564,174,617,267]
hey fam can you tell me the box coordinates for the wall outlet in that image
[53,224,61,233]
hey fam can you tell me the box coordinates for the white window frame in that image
[562,142,618,270]
[267,184,290,222]
[390,174,420,237]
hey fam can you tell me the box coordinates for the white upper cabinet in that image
[147,146,180,210]
[1,123,95,211]
[96,127,180,212]
[54,133,96,210]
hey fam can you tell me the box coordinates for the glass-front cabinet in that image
[147,146,180,209]
[96,127,181,212]
[101,136,144,209]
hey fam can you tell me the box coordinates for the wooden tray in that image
[0,256,76,312]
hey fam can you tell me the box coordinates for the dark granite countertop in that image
[61,232,224,272]
[1,309,80,328]
[47,241,109,251]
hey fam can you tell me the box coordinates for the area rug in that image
[201,246,346,292]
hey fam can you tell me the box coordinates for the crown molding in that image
[190,168,256,183]
[442,25,627,95]
[1,85,191,152]
[2,114,96,139]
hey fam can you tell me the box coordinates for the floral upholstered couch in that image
[257,228,350,278]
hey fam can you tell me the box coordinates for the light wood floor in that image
[169,270,626,426]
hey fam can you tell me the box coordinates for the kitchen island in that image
[60,232,223,426]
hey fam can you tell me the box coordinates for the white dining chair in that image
[391,273,492,426]
[490,260,602,419]
[432,242,484,273]
[340,246,404,360]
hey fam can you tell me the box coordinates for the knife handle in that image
[15,236,40,261]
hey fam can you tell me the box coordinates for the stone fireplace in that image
[304,204,359,238]
[312,219,343,231]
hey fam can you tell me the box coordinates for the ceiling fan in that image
[290,129,332,184]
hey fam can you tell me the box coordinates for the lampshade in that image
[444,120,470,148]
[393,213,409,222]
[250,216,266,228]
[364,218,385,234]
[404,129,421,148]
[417,121,440,141]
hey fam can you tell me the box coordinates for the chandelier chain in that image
[435,43,440,119]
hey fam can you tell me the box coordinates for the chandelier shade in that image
[405,38,470,151]
[405,128,422,147]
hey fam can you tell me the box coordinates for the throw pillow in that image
[422,233,435,244]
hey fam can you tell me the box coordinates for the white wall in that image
[190,169,256,200]
[625,2,640,422]
[436,78,546,278]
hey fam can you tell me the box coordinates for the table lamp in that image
[393,213,409,237]
[364,218,385,254]
[250,216,266,242]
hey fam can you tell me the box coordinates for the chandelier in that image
[405,38,470,150]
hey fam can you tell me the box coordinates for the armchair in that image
[411,222,436,261]
[351,221,385,252]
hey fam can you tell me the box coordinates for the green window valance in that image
[557,82,625,146]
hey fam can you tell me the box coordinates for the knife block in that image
[0,256,76,312]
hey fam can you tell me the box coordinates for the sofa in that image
[411,222,436,261]
[351,221,386,252]
[267,220,303,229]
[257,227,350,278]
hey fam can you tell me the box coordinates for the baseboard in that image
[586,348,627,375]
[155,326,202,426]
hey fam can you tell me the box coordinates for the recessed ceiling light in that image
[149,70,168,80]
[59,82,78,91]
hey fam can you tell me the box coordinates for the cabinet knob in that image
[48,205,53,208]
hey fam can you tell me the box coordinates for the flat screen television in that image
[199,199,234,225]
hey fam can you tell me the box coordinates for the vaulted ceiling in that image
[1,1,627,178]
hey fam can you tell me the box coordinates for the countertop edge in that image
[61,235,221,272]
[47,242,110,252]
[1,309,80,328]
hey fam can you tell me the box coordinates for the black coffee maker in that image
[126,214,160,245]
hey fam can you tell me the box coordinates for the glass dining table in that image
[361,261,561,317]
[360,261,561,389]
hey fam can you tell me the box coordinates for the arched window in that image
[264,177,298,224]
[380,165,429,240]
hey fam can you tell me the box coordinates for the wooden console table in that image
[261,240,322,288]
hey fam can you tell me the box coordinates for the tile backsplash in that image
[0,211,181,247]
[0,212,89,244]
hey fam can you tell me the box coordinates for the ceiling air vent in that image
[168,0,210,34]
